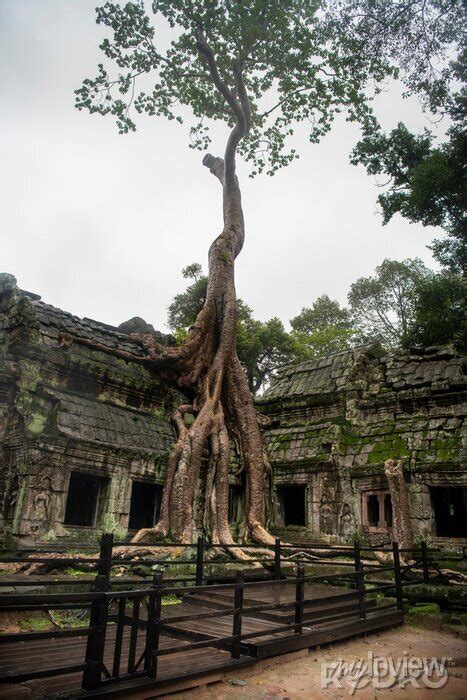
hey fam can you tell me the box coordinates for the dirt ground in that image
[170,625,467,699]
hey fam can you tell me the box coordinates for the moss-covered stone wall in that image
[0,274,179,543]
[1,274,465,547]
[258,343,466,544]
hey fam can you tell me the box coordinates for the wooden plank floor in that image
[0,582,403,698]
[0,624,252,699]
[174,582,400,658]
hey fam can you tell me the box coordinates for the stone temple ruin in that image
[1,273,465,547]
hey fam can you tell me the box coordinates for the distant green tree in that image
[182,263,203,281]
[351,22,466,274]
[351,122,466,273]
[290,294,358,357]
[237,315,297,393]
[290,295,352,333]
[168,274,208,332]
[348,258,430,348]
[291,325,357,359]
[406,272,466,351]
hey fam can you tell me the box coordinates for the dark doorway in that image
[367,494,380,527]
[228,485,243,523]
[430,487,467,537]
[128,481,162,531]
[64,472,107,526]
[277,485,306,526]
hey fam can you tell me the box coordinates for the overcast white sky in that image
[1,1,444,332]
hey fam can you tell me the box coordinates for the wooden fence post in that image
[353,540,366,620]
[421,541,429,584]
[274,538,281,580]
[232,570,244,659]
[98,532,114,590]
[196,535,205,586]
[294,564,305,633]
[82,533,113,689]
[145,572,163,679]
[392,541,404,611]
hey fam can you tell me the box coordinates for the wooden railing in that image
[0,536,450,692]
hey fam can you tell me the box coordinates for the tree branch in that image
[196,32,244,124]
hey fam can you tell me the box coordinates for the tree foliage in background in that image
[348,258,430,348]
[331,0,464,114]
[348,1,466,273]
[290,294,358,358]
[237,315,297,393]
[351,122,466,274]
[406,272,466,352]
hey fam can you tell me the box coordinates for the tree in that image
[182,263,203,281]
[290,294,357,358]
[384,459,413,554]
[75,1,459,548]
[237,314,296,393]
[290,295,352,333]
[348,258,430,348]
[406,272,467,351]
[168,272,208,332]
[332,0,464,114]
[351,122,466,273]
[346,1,466,273]
[292,325,357,359]
[169,265,297,393]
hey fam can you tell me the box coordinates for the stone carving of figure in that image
[33,490,50,527]
[339,502,353,535]
[320,502,334,534]
[31,476,53,533]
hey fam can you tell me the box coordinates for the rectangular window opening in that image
[367,494,380,527]
[430,487,467,538]
[277,484,306,526]
[128,481,162,531]
[228,485,243,524]
[64,472,108,527]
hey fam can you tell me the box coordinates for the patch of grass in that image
[20,616,51,632]
[162,594,181,606]
[64,567,91,578]
[50,610,90,628]
[409,602,441,615]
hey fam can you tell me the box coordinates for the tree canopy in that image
[351,122,466,273]
[349,1,465,273]
[405,272,466,352]
[290,294,358,358]
[347,258,430,348]
[75,0,422,176]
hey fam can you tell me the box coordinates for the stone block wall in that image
[0,274,178,543]
[258,343,466,545]
[1,274,465,547]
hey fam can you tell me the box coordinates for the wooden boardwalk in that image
[0,628,253,699]
[0,581,403,698]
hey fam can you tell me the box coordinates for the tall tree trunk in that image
[384,458,414,553]
[130,152,273,547]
